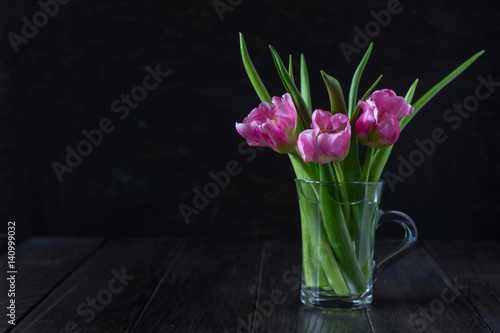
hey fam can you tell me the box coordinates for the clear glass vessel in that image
[295,179,418,309]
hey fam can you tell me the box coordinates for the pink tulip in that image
[297,110,351,164]
[368,89,414,121]
[355,89,414,148]
[235,93,298,153]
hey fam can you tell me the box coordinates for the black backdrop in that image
[1,0,499,241]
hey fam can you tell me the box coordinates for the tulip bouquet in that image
[235,33,483,298]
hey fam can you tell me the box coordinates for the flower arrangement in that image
[235,33,483,300]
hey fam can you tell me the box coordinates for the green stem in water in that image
[298,193,349,292]
[318,165,367,293]
[332,162,351,223]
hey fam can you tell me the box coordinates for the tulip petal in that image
[297,130,321,163]
[355,89,412,148]
[297,110,351,163]
[316,131,350,162]
[262,120,290,150]
[236,121,271,147]
[375,113,400,147]
[235,93,298,153]
[311,109,332,133]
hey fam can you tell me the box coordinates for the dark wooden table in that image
[0,238,498,332]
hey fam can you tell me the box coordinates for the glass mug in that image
[295,179,418,309]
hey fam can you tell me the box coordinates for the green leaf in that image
[348,43,373,119]
[368,50,484,182]
[288,55,294,83]
[239,33,272,103]
[341,74,381,183]
[404,79,419,104]
[400,50,485,131]
[321,71,347,115]
[300,54,312,110]
[269,45,312,130]
[350,74,383,125]
[341,132,362,182]
[367,145,392,182]
[341,46,377,183]
[359,75,383,104]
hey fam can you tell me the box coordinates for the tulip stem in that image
[362,147,375,182]
[289,149,317,181]
[333,162,353,232]
[318,165,366,293]
[333,162,346,183]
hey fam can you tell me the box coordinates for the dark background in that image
[0,0,498,242]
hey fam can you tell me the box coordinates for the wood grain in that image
[424,240,500,332]
[10,238,185,333]
[0,237,104,333]
[2,238,498,332]
[130,239,263,333]
[368,242,492,333]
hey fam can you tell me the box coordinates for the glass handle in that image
[373,210,418,281]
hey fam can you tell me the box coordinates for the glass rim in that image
[295,178,385,185]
